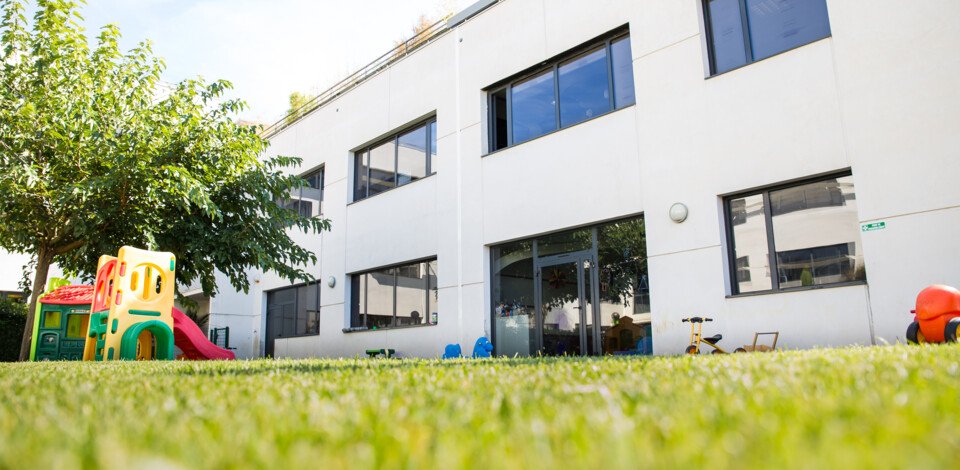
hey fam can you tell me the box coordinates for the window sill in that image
[273,333,321,340]
[342,323,437,334]
[481,103,636,158]
[347,172,436,206]
[726,280,867,299]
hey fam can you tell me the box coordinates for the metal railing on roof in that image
[259,18,449,139]
[259,0,502,140]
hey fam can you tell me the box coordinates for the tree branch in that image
[51,239,84,256]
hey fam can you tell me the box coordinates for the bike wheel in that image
[710,349,723,355]
[684,345,699,355]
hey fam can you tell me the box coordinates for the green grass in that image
[1,345,958,469]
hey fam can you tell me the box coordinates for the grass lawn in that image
[1,344,958,469]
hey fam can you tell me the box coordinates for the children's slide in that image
[172,307,236,360]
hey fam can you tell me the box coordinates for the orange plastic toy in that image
[906,285,960,343]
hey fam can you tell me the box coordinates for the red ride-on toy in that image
[906,285,960,344]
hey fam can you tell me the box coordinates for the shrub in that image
[0,300,27,362]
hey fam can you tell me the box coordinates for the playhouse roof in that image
[38,285,94,306]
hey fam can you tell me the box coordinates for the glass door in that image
[536,251,593,356]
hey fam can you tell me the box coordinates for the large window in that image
[280,167,324,218]
[703,0,831,75]
[350,259,438,330]
[725,172,866,295]
[490,216,650,357]
[354,118,438,201]
[264,282,320,356]
[488,30,635,152]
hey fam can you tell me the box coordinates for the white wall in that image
[208,0,960,358]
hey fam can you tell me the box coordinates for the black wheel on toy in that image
[943,318,960,343]
[906,321,924,344]
[711,349,723,355]
[734,347,747,353]
[685,345,699,355]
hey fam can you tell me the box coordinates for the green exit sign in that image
[861,221,886,232]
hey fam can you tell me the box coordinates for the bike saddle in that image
[702,334,722,344]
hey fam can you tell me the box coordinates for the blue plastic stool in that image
[442,343,462,359]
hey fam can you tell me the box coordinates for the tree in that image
[0,0,330,360]
[285,91,311,126]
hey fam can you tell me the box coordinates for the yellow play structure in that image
[83,246,177,361]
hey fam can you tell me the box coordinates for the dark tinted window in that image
[705,0,830,75]
[559,46,611,127]
[706,0,748,73]
[488,29,635,151]
[490,89,508,151]
[353,119,436,202]
[350,259,438,329]
[354,152,368,200]
[265,283,320,354]
[511,69,557,145]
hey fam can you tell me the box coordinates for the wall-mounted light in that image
[669,203,689,223]
[327,276,337,288]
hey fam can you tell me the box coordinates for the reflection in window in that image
[511,69,557,145]
[559,46,611,127]
[728,193,772,293]
[704,0,831,74]
[610,36,636,108]
[281,168,323,218]
[353,118,437,201]
[397,126,427,186]
[597,217,651,355]
[771,176,864,287]
[489,30,635,152]
[726,173,865,294]
[537,228,592,258]
[350,259,438,329]
[491,241,536,357]
[368,141,396,198]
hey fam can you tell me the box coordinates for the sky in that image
[71,0,474,124]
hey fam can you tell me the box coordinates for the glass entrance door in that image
[536,252,593,356]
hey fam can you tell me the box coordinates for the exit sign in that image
[861,221,886,232]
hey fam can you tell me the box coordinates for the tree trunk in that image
[18,248,52,361]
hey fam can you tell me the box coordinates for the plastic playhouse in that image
[907,284,960,344]
[30,246,234,361]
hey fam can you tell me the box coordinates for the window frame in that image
[279,166,324,218]
[723,170,866,297]
[486,27,634,154]
[702,0,832,77]
[347,257,439,332]
[265,281,321,339]
[352,117,438,203]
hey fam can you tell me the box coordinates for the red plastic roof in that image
[39,285,94,306]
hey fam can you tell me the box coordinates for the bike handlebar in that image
[682,317,714,323]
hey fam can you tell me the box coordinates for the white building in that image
[208,0,960,359]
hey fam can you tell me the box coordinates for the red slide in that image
[172,307,236,360]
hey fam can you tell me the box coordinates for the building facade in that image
[209,0,960,359]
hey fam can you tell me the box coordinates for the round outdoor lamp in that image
[327,276,336,288]
[669,203,688,223]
